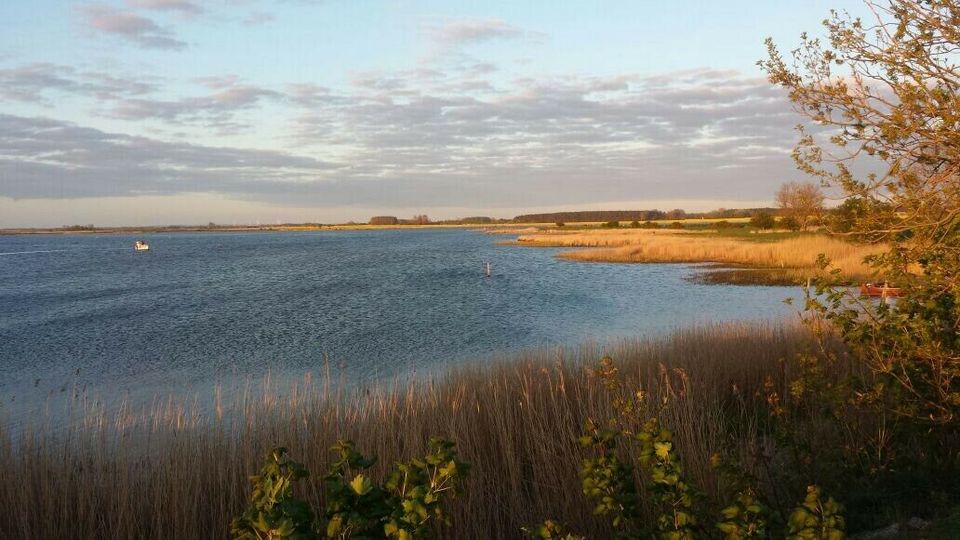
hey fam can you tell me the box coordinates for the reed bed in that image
[512,228,709,247]
[0,322,837,539]
[515,231,884,285]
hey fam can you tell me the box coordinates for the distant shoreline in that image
[0,209,784,236]
[0,223,524,236]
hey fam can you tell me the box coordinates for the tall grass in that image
[515,231,884,284]
[513,229,709,247]
[0,322,835,539]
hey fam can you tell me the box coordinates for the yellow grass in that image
[0,323,830,539]
[515,231,885,284]
[514,228,709,247]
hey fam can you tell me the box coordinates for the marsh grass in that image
[692,265,845,286]
[0,322,838,539]
[513,228,710,247]
[514,231,884,285]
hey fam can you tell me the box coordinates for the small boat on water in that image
[860,282,901,298]
[134,240,150,252]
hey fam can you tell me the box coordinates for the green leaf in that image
[350,474,373,496]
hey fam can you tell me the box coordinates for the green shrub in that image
[716,488,768,539]
[602,221,620,228]
[522,520,586,540]
[779,216,801,231]
[232,439,468,540]
[636,418,698,539]
[786,486,845,540]
[231,448,315,540]
[750,212,775,230]
[579,420,640,536]
[577,357,699,539]
[553,357,845,540]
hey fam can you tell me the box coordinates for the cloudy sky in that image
[0,0,867,226]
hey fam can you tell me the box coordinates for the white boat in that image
[134,240,150,252]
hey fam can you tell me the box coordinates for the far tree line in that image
[372,181,833,229]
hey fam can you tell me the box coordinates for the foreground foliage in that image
[232,439,467,539]
[531,357,846,540]
[237,356,854,539]
[762,0,960,424]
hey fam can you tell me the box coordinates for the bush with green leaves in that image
[232,438,468,540]
[536,356,846,540]
[716,488,769,540]
[231,447,316,540]
[578,419,640,537]
[750,212,775,230]
[635,418,698,539]
[522,520,586,540]
[576,357,700,539]
[779,216,801,232]
[786,486,845,540]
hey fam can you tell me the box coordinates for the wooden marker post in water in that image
[484,262,492,277]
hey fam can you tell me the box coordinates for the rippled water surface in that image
[1,230,795,414]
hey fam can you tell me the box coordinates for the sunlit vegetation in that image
[1,322,854,539]
[512,230,884,285]
[5,319,955,538]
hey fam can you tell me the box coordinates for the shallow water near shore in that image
[1,229,795,424]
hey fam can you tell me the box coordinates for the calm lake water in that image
[0,229,795,418]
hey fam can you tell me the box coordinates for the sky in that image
[0,0,871,227]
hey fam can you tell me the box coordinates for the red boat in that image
[860,283,901,298]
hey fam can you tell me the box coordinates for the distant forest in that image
[511,208,778,223]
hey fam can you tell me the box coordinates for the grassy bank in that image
[512,230,884,285]
[5,322,954,538]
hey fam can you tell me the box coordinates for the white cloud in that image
[128,0,203,16]
[79,3,187,50]
[0,66,804,217]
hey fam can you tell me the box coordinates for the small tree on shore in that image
[750,212,776,230]
[775,181,824,230]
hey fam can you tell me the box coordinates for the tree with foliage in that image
[750,212,776,230]
[665,209,687,220]
[761,0,959,423]
[775,181,825,230]
[826,197,869,234]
